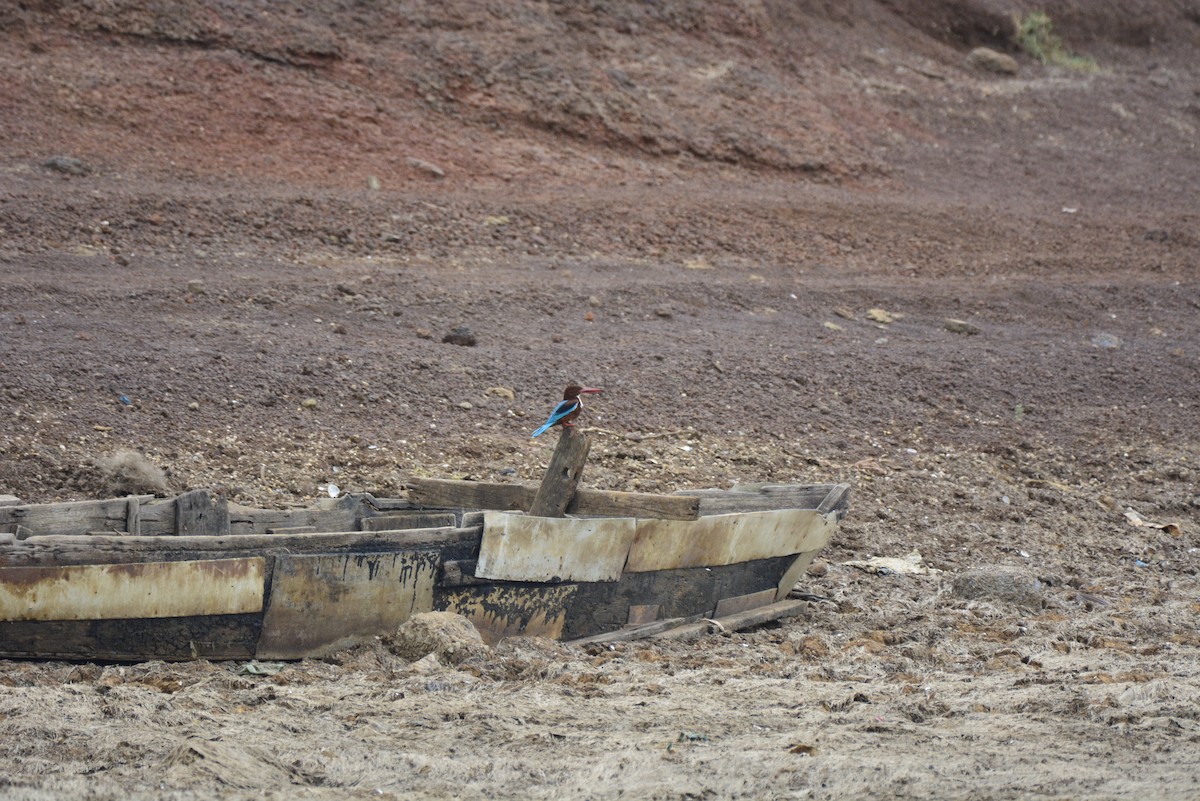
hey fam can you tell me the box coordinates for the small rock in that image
[415,328,433,340]
[335,282,358,296]
[1091,332,1122,349]
[866,308,896,324]
[486,386,515,400]
[442,326,477,347]
[952,567,1044,608]
[186,279,206,295]
[43,155,91,176]
[407,157,445,178]
[807,560,828,577]
[823,321,844,331]
[366,175,381,190]
[944,318,980,335]
[833,307,855,320]
[588,295,602,307]
[654,307,674,319]
[301,398,319,409]
[966,47,1019,76]
[458,401,473,410]
[187,401,200,410]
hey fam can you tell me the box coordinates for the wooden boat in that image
[0,478,848,661]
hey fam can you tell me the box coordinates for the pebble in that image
[186,279,206,294]
[301,398,319,409]
[443,326,477,346]
[43,155,91,176]
[944,318,980,335]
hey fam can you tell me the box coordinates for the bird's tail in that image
[531,422,552,438]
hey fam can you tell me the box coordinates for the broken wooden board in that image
[654,599,810,641]
[257,550,438,659]
[175,489,230,536]
[0,558,265,621]
[476,511,636,582]
[529,428,591,517]
[438,583,577,645]
[625,509,838,572]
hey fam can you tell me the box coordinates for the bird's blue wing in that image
[531,399,578,437]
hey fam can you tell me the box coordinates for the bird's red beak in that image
[578,387,603,394]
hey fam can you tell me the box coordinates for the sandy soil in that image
[1,1,1199,798]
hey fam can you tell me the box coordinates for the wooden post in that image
[529,428,591,517]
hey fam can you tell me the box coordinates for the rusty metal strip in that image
[256,551,438,659]
[625,509,838,572]
[0,558,265,621]
[475,512,636,582]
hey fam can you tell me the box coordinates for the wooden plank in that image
[0,614,261,661]
[175,489,230,536]
[625,509,837,572]
[530,428,591,517]
[0,495,21,507]
[437,583,577,645]
[556,554,799,641]
[713,588,777,617]
[0,495,155,536]
[361,512,457,532]
[125,496,142,535]
[407,478,700,521]
[225,493,374,536]
[265,525,317,535]
[407,478,531,512]
[0,558,265,621]
[679,484,844,516]
[627,604,660,625]
[571,489,698,521]
[1,525,482,567]
[476,511,635,582]
[568,615,699,646]
[654,599,810,641]
[774,551,821,601]
[1,523,33,540]
[257,550,439,659]
[817,483,852,516]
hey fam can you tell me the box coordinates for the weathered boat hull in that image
[0,483,848,660]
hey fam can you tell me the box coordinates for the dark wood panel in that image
[0,614,262,661]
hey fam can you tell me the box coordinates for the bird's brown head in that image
[563,384,603,399]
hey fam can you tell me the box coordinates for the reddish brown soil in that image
[1,2,1199,799]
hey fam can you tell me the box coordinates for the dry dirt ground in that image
[2,2,1200,798]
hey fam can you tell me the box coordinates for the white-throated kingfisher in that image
[531,385,602,437]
